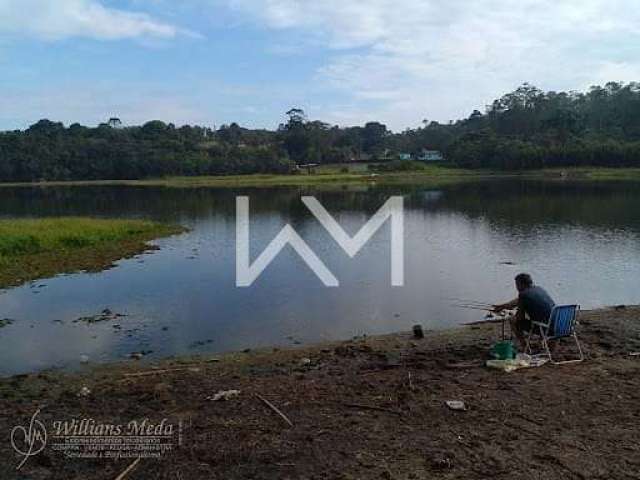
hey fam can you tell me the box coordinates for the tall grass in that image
[0,217,171,260]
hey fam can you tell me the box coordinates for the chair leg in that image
[574,332,584,362]
[525,329,533,355]
[549,332,585,365]
[541,331,553,362]
[526,326,549,360]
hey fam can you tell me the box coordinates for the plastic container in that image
[491,341,516,360]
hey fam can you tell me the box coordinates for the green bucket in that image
[491,341,516,360]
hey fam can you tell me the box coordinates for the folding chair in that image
[525,304,584,364]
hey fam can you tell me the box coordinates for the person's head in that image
[514,273,533,293]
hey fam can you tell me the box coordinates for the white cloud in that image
[227,0,640,129]
[0,0,186,40]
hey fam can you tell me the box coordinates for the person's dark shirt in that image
[518,285,555,324]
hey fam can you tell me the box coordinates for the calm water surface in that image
[1,180,639,375]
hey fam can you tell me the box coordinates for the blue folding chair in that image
[525,304,584,364]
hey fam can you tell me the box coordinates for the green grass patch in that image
[112,164,486,188]
[0,217,184,288]
[548,167,640,180]
[2,165,640,190]
[0,164,485,189]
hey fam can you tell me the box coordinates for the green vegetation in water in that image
[0,318,14,328]
[0,217,184,289]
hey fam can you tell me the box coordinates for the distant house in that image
[398,153,412,161]
[107,117,123,129]
[417,150,444,162]
[295,163,320,174]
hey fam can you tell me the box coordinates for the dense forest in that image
[1,82,640,181]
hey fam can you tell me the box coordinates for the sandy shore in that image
[1,306,639,479]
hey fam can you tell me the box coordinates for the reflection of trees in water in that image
[0,186,306,221]
[1,180,639,233]
[425,180,640,233]
[0,184,422,220]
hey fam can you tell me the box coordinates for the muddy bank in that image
[1,306,640,479]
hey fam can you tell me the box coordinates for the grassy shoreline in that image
[0,217,184,289]
[3,165,640,189]
[0,165,476,188]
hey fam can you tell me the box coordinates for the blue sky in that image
[1,0,640,132]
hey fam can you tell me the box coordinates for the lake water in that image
[1,179,639,375]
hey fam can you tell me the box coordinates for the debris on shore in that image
[0,318,14,328]
[189,339,214,348]
[207,389,241,402]
[73,308,127,324]
[128,350,153,360]
[1,306,640,479]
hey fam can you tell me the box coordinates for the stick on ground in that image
[256,393,293,427]
[123,367,200,377]
[114,457,141,480]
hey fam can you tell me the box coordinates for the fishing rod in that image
[445,297,495,308]
[457,303,495,310]
[450,303,514,317]
[449,300,495,308]
[450,304,493,312]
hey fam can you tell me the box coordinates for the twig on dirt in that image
[114,457,141,480]
[512,412,545,427]
[342,402,402,416]
[256,393,293,427]
[123,367,200,377]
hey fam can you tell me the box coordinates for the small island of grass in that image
[0,217,184,289]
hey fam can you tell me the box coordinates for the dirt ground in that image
[1,306,640,480]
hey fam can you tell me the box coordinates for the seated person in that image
[493,273,556,349]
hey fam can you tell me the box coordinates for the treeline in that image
[2,81,640,181]
[0,120,289,182]
[448,82,640,169]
